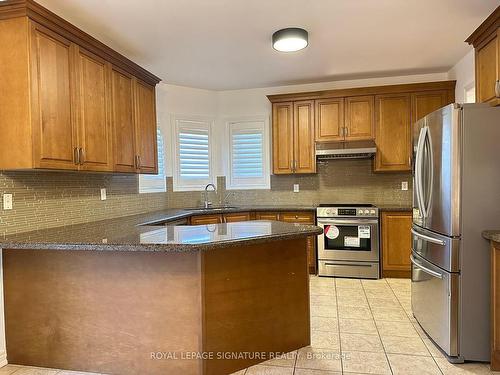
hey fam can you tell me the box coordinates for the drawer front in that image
[255,212,280,221]
[190,214,222,225]
[224,212,252,223]
[280,211,315,224]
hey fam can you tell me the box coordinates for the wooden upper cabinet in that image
[74,47,112,171]
[111,68,137,173]
[135,80,158,174]
[381,211,412,278]
[0,1,161,172]
[466,7,499,106]
[345,96,375,141]
[30,23,77,170]
[411,90,450,126]
[315,98,344,142]
[374,94,411,172]
[294,100,316,174]
[272,102,294,174]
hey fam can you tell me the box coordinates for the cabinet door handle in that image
[137,155,141,169]
[294,160,297,172]
[73,147,80,165]
[345,127,349,136]
[79,148,85,165]
[495,80,500,98]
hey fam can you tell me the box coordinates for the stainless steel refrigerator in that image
[411,103,500,363]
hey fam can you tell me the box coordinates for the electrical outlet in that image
[3,194,13,210]
[100,188,107,201]
[293,184,300,193]
[401,181,409,191]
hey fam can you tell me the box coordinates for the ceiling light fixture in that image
[272,28,308,52]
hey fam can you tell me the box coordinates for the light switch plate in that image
[3,194,13,210]
[100,188,107,201]
[293,184,300,193]
[401,181,409,191]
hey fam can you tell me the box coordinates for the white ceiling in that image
[37,0,498,90]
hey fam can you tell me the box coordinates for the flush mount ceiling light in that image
[272,28,308,52]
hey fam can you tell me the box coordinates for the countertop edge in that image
[482,230,500,243]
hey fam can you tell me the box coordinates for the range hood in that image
[316,140,377,160]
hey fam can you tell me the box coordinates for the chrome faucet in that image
[203,183,216,208]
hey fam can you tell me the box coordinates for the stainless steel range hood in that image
[316,140,377,160]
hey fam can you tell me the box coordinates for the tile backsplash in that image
[0,171,168,236]
[1,159,412,236]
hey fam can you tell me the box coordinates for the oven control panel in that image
[316,206,379,218]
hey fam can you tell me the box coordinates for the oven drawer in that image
[318,260,379,279]
[411,252,459,357]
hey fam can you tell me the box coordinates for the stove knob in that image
[358,210,363,215]
[370,209,376,215]
[364,210,370,214]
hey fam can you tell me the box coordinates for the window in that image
[226,119,270,190]
[139,128,166,193]
[173,118,215,191]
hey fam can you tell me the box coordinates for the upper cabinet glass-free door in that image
[293,100,316,174]
[344,96,375,141]
[74,47,113,172]
[315,98,344,142]
[134,80,158,174]
[272,102,294,174]
[30,23,78,170]
[374,94,411,172]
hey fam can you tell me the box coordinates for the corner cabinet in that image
[272,101,316,174]
[466,6,500,106]
[0,2,161,173]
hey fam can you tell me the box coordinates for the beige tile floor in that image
[1,277,497,375]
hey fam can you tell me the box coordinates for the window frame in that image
[139,127,166,194]
[225,117,270,190]
[172,116,216,192]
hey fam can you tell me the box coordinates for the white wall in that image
[447,49,475,103]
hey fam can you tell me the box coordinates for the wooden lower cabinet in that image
[491,240,500,370]
[381,211,412,278]
[190,214,223,225]
[224,212,252,222]
[255,212,280,221]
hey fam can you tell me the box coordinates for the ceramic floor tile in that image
[311,330,340,350]
[310,277,335,287]
[293,369,341,375]
[261,351,297,367]
[434,358,493,374]
[375,320,419,338]
[229,370,247,375]
[310,295,337,306]
[337,305,373,320]
[361,279,389,289]
[334,278,363,289]
[371,306,410,322]
[381,335,430,356]
[57,372,101,375]
[295,347,342,372]
[412,321,430,338]
[338,318,378,335]
[340,332,384,353]
[311,316,339,331]
[363,287,394,298]
[336,295,369,308]
[422,338,446,358]
[0,366,22,375]
[310,286,335,296]
[245,364,294,375]
[310,304,337,318]
[367,297,401,308]
[10,368,59,375]
[341,350,391,374]
[335,288,366,298]
[387,353,441,374]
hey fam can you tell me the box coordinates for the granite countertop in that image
[0,207,322,252]
[482,230,500,242]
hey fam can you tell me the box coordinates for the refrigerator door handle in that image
[423,128,434,218]
[415,127,427,218]
[410,255,443,279]
[411,228,445,246]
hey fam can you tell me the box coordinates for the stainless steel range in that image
[316,204,380,279]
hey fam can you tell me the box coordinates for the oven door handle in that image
[317,219,379,225]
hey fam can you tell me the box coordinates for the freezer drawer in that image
[411,252,459,357]
[412,225,460,272]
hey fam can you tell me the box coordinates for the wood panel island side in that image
[0,212,322,375]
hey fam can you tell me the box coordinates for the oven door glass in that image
[317,219,379,262]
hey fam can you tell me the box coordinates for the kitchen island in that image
[0,214,322,375]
